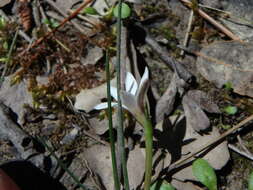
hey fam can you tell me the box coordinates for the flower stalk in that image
[94,67,153,190]
[105,50,120,190]
[116,1,130,189]
[143,116,153,190]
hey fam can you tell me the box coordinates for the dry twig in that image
[179,0,242,41]
[168,114,253,171]
[19,0,94,56]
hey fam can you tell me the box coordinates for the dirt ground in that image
[0,0,253,190]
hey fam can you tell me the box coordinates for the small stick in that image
[180,9,194,56]
[179,0,242,41]
[228,144,253,161]
[168,114,253,171]
[19,0,93,56]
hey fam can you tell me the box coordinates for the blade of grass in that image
[106,50,120,190]
[116,1,130,190]
[37,137,91,190]
[0,28,19,85]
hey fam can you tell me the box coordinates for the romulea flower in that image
[94,67,149,124]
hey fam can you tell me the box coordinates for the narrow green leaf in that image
[82,7,99,15]
[151,180,176,190]
[248,171,253,190]
[192,158,217,190]
[113,3,131,19]
[223,106,237,115]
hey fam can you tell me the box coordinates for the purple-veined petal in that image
[125,72,138,95]
[94,102,118,110]
[110,86,118,101]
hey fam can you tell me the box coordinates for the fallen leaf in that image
[187,90,220,113]
[74,78,116,112]
[182,93,210,131]
[156,73,186,123]
[0,0,11,7]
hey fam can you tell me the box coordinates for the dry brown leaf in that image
[0,0,11,7]
[156,73,187,123]
[182,93,210,131]
[187,90,220,113]
[74,78,116,112]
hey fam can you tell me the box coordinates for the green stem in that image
[106,50,120,190]
[37,137,91,190]
[143,117,153,190]
[0,28,18,83]
[116,0,130,189]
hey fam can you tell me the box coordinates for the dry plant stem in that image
[168,114,253,171]
[144,33,192,82]
[106,50,120,190]
[116,1,130,190]
[179,0,241,41]
[237,135,252,155]
[180,9,194,56]
[19,0,93,55]
[0,29,19,84]
[228,144,253,161]
[45,0,90,33]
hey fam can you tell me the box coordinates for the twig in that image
[45,0,93,33]
[168,114,253,171]
[19,0,94,56]
[144,32,193,82]
[180,9,194,56]
[179,0,242,41]
[228,144,253,161]
[116,1,130,189]
[237,135,252,155]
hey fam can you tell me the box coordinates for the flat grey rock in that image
[0,76,33,124]
[197,41,253,97]
[219,0,253,40]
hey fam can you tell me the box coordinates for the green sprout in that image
[223,105,238,115]
[224,81,233,91]
[82,7,100,15]
[43,18,59,28]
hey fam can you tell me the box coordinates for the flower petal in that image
[121,91,139,115]
[139,67,149,89]
[137,68,150,112]
[94,102,118,110]
[110,86,118,101]
[125,72,138,95]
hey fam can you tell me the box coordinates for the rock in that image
[54,0,81,11]
[219,0,253,40]
[197,41,253,97]
[81,45,103,65]
[0,76,33,124]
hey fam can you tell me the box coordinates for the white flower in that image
[94,67,149,122]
